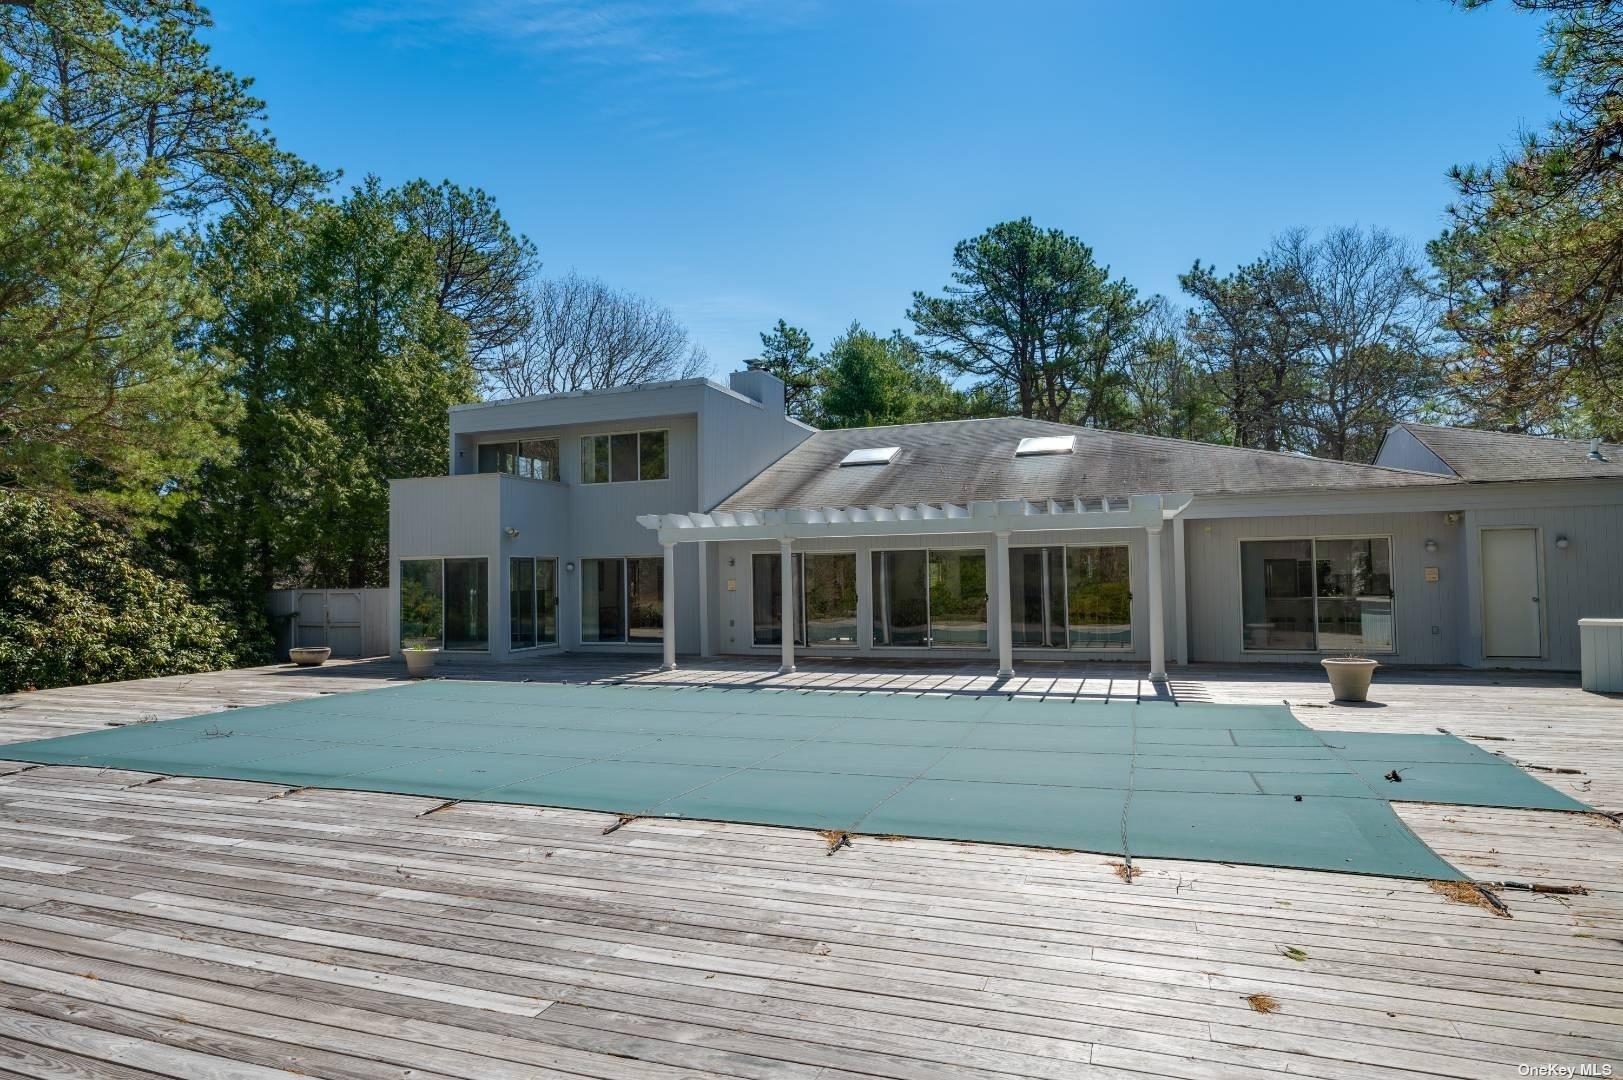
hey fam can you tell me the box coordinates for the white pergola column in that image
[1146,525,1167,682]
[993,530,1014,678]
[696,540,713,659]
[661,540,677,671]
[778,537,796,674]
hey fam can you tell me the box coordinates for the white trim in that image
[640,493,1191,545]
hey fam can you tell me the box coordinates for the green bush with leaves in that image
[0,493,251,694]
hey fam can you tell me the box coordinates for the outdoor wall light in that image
[727,556,735,567]
[1423,538,1438,553]
[504,526,520,539]
[565,561,576,573]
[1556,535,1571,550]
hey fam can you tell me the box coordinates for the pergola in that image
[639,493,1193,681]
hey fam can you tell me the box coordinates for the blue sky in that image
[208,1,1557,377]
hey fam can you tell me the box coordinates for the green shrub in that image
[0,492,248,693]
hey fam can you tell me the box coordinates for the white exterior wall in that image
[1183,510,1460,666]
[390,377,810,661]
[1461,500,1623,670]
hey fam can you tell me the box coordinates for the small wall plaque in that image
[726,578,737,591]
[1424,566,1439,582]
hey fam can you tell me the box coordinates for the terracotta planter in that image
[1322,657,1378,703]
[404,649,436,678]
[288,646,330,667]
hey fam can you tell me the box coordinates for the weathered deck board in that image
[0,657,1617,1078]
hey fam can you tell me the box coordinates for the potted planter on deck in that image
[288,646,331,667]
[1322,656,1378,703]
[404,644,437,678]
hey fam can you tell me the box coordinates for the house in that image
[388,374,1623,674]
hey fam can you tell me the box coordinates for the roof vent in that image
[1589,437,1607,462]
[840,446,900,467]
[1015,435,1075,457]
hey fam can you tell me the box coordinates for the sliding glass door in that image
[1240,536,1393,652]
[1066,546,1131,649]
[804,554,858,645]
[580,557,662,644]
[872,549,930,646]
[1005,545,1132,651]
[870,548,987,648]
[399,557,487,651]
[509,557,558,649]
[752,552,804,646]
[1009,547,1066,648]
[752,552,859,647]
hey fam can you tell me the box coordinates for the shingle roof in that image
[715,417,1455,511]
[1398,423,1623,483]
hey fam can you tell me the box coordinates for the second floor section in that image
[441,370,813,515]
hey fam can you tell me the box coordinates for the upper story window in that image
[581,429,668,484]
[477,438,560,481]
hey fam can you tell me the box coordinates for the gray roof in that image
[1398,423,1623,483]
[716,417,1455,511]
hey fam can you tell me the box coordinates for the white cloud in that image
[348,0,814,92]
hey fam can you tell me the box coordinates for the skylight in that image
[840,446,901,467]
[1015,435,1075,457]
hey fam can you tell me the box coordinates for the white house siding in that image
[697,394,814,510]
[1462,499,1623,670]
[388,474,504,658]
[1183,510,1460,666]
[395,378,809,661]
[710,526,1169,664]
[1372,427,1455,476]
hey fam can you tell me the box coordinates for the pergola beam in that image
[638,493,1192,545]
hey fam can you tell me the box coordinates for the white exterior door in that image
[1481,528,1542,658]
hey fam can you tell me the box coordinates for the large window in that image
[929,550,988,647]
[805,553,859,646]
[1066,545,1131,649]
[751,552,859,648]
[752,552,803,647]
[580,557,662,643]
[443,558,489,651]
[872,549,929,646]
[478,439,559,481]
[400,560,444,650]
[1009,547,1067,648]
[509,557,559,650]
[401,557,487,651]
[1006,545,1134,651]
[871,548,987,648]
[580,430,668,484]
[1241,537,1393,652]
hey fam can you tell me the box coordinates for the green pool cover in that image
[1,681,1590,880]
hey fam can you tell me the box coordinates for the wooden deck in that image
[0,657,1617,1078]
